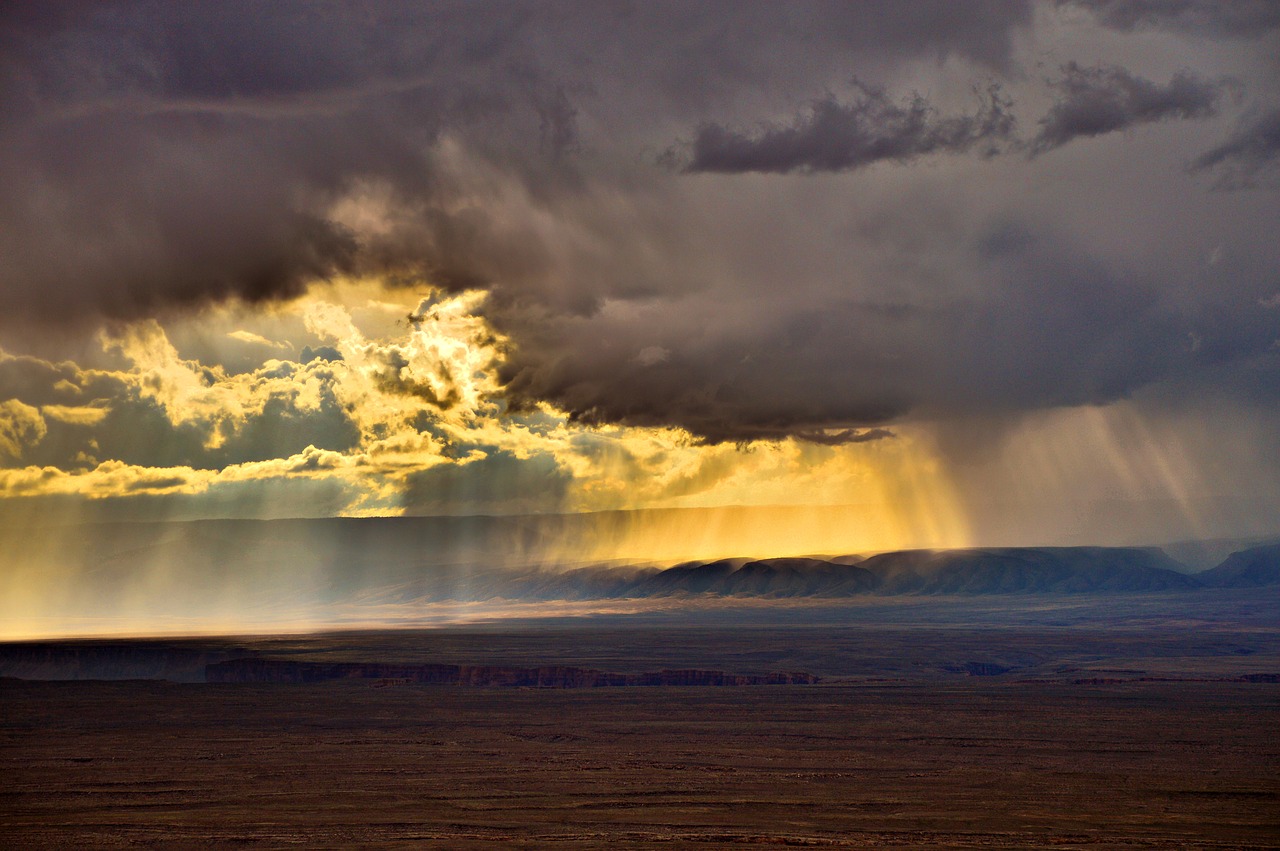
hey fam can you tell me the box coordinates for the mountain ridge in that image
[1196,543,1280,588]
[536,544,1279,600]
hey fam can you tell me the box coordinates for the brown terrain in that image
[3,599,1279,848]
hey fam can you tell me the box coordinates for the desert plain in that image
[4,592,1278,848]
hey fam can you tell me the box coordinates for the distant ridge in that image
[625,558,878,598]
[855,547,1199,595]
[1196,543,1280,588]
[582,547,1199,599]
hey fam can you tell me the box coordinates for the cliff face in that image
[0,643,255,682]
[857,547,1199,595]
[205,659,820,687]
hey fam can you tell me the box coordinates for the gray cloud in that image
[492,218,1266,443]
[1060,0,1280,38]
[792,428,897,447]
[0,0,1032,321]
[300,346,343,364]
[2,1,1278,449]
[1190,107,1280,187]
[1031,63,1228,156]
[677,83,1016,175]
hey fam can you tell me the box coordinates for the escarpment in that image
[205,659,819,687]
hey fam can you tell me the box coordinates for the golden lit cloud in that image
[0,399,46,461]
[40,404,110,426]
[227,329,291,349]
[0,461,210,498]
[2,278,1276,557]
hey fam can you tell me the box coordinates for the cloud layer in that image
[1,0,1278,455]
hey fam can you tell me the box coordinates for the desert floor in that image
[4,615,1279,848]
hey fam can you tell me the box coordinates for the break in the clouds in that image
[0,0,1278,518]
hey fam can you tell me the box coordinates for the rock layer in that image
[205,659,820,687]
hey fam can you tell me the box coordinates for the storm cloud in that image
[1061,0,1280,38]
[490,218,1269,443]
[1030,63,1229,155]
[1190,107,1280,187]
[1,0,1278,447]
[678,83,1016,174]
[0,0,1032,320]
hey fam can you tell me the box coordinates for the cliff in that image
[205,659,820,687]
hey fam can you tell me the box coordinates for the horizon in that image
[3,506,1275,640]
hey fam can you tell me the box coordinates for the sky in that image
[2,0,1279,559]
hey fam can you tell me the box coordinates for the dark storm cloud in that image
[792,428,897,447]
[1060,0,1280,38]
[492,208,1280,444]
[1030,63,1229,156]
[1190,107,1280,188]
[678,83,1015,175]
[677,61,1231,174]
[2,1,1278,447]
[0,1,506,318]
[0,0,1032,321]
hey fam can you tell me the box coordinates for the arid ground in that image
[4,601,1279,848]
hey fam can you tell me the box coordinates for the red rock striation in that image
[204,659,820,687]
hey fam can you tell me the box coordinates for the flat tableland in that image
[3,598,1279,847]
